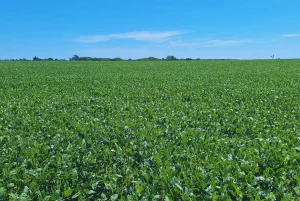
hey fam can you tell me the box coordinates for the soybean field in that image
[0,60,300,200]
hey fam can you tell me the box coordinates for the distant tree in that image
[195,58,201,60]
[70,55,79,61]
[18,58,28,61]
[137,57,160,61]
[78,57,93,61]
[166,55,176,60]
[112,57,123,61]
[146,57,158,61]
[47,58,53,61]
[186,58,192,60]
[33,56,41,61]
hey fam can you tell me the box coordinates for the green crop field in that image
[0,60,300,200]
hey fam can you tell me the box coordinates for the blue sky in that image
[0,0,300,59]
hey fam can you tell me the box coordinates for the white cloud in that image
[74,31,184,43]
[169,41,200,47]
[77,47,167,59]
[169,39,252,48]
[204,39,252,47]
[283,34,300,37]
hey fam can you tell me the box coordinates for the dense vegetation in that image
[0,60,299,200]
[1,54,203,61]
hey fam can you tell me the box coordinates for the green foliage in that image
[137,57,160,61]
[166,55,177,60]
[0,60,299,200]
[70,55,79,61]
[76,57,123,61]
[32,56,42,61]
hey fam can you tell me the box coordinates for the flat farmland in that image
[0,60,300,200]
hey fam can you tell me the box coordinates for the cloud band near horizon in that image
[74,31,184,43]
[283,34,300,37]
[169,39,253,48]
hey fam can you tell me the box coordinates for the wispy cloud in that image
[78,47,167,59]
[74,31,184,43]
[169,39,252,48]
[169,41,200,47]
[204,40,252,47]
[283,34,300,37]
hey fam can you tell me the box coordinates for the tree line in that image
[70,55,202,61]
[0,55,204,61]
[0,55,243,61]
[2,55,289,61]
